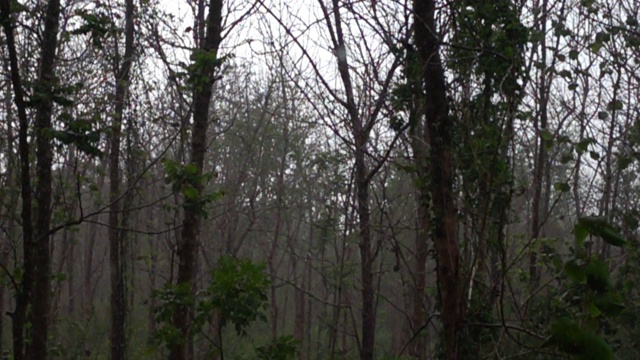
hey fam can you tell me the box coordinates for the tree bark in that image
[413,0,463,359]
[529,0,549,283]
[0,0,60,358]
[26,1,61,358]
[0,2,33,358]
[169,0,223,358]
[109,0,135,359]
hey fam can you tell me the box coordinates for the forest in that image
[0,0,638,359]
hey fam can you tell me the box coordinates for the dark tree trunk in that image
[0,2,33,358]
[109,0,135,359]
[530,0,549,283]
[27,1,61,358]
[0,0,60,358]
[413,0,463,359]
[169,0,223,358]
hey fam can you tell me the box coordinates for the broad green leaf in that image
[550,318,583,355]
[578,217,626,247]
[565,260,586,282]
[618,156,633,170]
[593,292,625,316]
[182,186,199,201]
[576,138,595,154]
[574,222,589,246]
[577,332,614,360]
[585,259,611,293]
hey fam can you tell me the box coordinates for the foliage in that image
[255,336,298,360]
[71,8,119,49]
[162,158,224,216]
[152,282,193,349]
[546,217,627,359]
[153,256,281,355]
[200,256,270,336]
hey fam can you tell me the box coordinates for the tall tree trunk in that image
[355,148,375,360]
[169,0,223,358]
[109,0,135,359]
[317,0,376,356]
[26,1,61,358]
[0,0,60,358]
[410,195,429,360]
[0,2,33,358]
[413,1,463,359]
[0,70,18,357]
[530,0,549,283]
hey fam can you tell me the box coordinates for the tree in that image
[0,0,62,358]
[108,0,136,358]
[411,0,463,358]
[169,0,223,358]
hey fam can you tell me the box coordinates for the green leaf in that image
[607,100,623,111]
[595,31,611,44]
[550,318,584,355]
[564,260,586,282]
[597,111,608,120]
[256,336,298,360]
[576,138,595,154]
[554,182,571,192]
[578,216,626,247]
[599,226,626,247]
[539,128,553,141]
[558,69,572,79]
[589,151,600,160]
[590,42,602,53]
[560,152,574,164]
[182,186,199,201]
[569,49,579,60]
[593,292,625,317]
[585,259,611,293]
[208,256,270,336]
[577,332,614,360]
[618,156,633,170]
[587,300,602,317]
[574,222,589,247]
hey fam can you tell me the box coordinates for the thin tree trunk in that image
[108,0,135,358]
[0,56,18,354]
[169,0,223,358]
[317,0,376,356]
[0,2,33,358]
[529,0,549,283]
[410,197,428,360]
